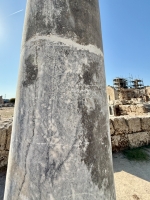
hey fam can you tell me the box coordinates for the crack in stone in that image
[17,48,38,199]
[17,107,36,199]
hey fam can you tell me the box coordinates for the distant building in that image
[106,86,118,102]
[113,77,128,91]
[107,77,150,116]
[0,96,3,104]
[111,77,148,101]
[131,79,144,89]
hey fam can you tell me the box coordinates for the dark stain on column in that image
[78,62,114,191]
[82,62,100,85]
[23,55,38,87]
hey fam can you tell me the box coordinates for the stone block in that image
[109,119,115,135]
[130,105,136,112]
[0,150,8,168]
[127,117,141,133]
[0,150,9,157]
[6,124,12,150]
[136,105,147,113]
[111,117,129,135]
[0,156,8,168]
[141,117,150,131]
[128,132,150,148]
[111,134,129,152]
[0,128,7,151]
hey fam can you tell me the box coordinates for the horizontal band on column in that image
[22,34,104,57]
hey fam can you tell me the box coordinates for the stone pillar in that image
[4,0,116,199]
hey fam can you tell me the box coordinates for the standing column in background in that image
[4,0,116,199]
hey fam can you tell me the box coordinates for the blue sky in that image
[0,0,26,98]
[0,0,150,98]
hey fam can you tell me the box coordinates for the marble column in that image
[4,0,116,199]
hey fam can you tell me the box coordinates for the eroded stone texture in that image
[118,104,147,116]
[111,117,128,135]
[0,121,12,168]
[0,128,7,151]
[111,135,129,152]
[6,124,12,151]
[110,119,115,135]
[141,117,150,131]
[4,0,115,200]
[110,116,150,151]
[128,132,150,148]
[127,117,141,133]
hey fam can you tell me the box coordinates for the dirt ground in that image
[113,149,150,200]
[0,107,14,121]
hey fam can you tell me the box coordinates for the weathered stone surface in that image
[0,157,7,168]
[0,151,9,168]
[6,124,12,151]
[111,116,150,151]
[127,117,141,133]
[111,135,129,152]
[110,119,115,135]
[0,151,9,157]
[128,132,150,148]
[22,0,103,50]
[4,0,115,200]
[119,105,131,115]
[0,118,13,167]
[118,104,147,116]
[111,117,128,135]
[0,121,12,168]
[0,128,7,151]
[141,117,150,131]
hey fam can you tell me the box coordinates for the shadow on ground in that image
[0,166,7,200]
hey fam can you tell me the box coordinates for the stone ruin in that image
[0,119,12,168]
[110,116,150,151]
[107,85,150,116]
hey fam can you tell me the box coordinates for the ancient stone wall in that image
[107,86,118,102]
[0,120,12,168]
[118,104,147,116]
[145,86,150,100]
[110,116,150,151]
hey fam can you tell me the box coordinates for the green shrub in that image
[123,147,150,161]
[9,98,15,104]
